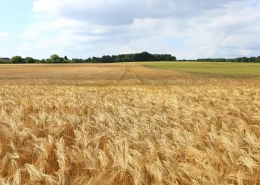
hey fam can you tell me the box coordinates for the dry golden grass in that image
[1,63,260,184]
[0,85,260,185]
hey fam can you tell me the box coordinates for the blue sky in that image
[0,1,32,31]
[0,1,32,56]
[0,0,260,60]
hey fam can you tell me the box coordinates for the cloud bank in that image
[18,0,260,59]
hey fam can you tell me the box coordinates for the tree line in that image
[179,56,260,63]
[0,51,176,64]
[1,52,260,64]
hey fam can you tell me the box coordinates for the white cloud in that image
[0,32,14,57]
[18,0,260,59]
[20,18,84,39]
[0,32,10,40]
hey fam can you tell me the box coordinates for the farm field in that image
[1,63,260,86]
[1,63,260,184]
[141,62,260,76]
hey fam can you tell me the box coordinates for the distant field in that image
[141,62,260,76]
[1,63,260,86]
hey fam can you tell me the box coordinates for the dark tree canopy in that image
[11,56,24,63]
[25,57,35,63]
[45,54,64,63]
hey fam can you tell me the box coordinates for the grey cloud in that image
[248,45,260,50]
[54,0,244,25]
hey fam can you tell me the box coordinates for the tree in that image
[25,57,35,63]
[92,57,100,63]
[51,54,60,63]
[256,56,260,63]
[134,51,153,61]
[71,58,84,63]
[84,58,92,63]
[40,59,46,63]
[11,56,24,63]
[102,55,113,63]
[47,54,64,63]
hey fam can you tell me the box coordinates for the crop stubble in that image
[0,63,260,184]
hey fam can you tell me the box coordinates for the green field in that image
[141,62,260,76]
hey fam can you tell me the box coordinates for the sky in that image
[0,0,260,60]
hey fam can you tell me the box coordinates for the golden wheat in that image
[0,85,260,185]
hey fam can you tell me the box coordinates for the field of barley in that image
[0,63,260,184]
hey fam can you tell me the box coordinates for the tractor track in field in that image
[118,63,142,84]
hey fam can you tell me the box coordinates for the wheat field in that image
[0,85,260,184]
[0,63,260,184]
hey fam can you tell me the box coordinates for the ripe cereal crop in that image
[0,63,260,184]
